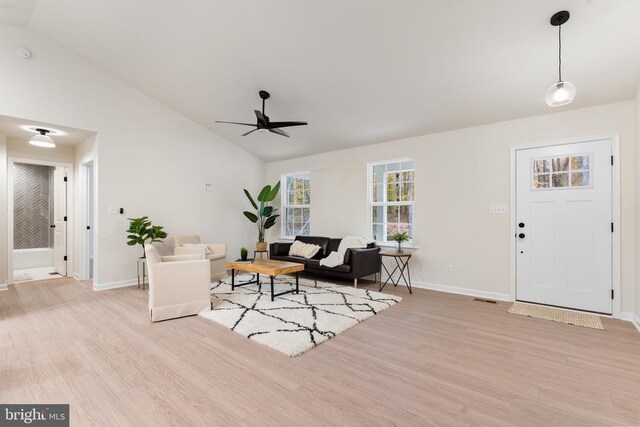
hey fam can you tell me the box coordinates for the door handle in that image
[50,225,56,228]
[518,233,525,239]
[518,222,525,228]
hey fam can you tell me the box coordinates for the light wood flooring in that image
[1,277,639,426]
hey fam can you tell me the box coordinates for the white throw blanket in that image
[319,236,373,268]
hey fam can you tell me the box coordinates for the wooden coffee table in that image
[226,259,305,301]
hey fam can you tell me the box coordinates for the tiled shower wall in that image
[13,163,54,249]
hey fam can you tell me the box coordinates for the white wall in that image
[0,25,265,288]
[267,101,637,313]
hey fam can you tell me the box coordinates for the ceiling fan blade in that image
[242,128,259,136]
[215,121,257,127]
[254,110,268,126]
[269,128,290,138]
[268,121,308,129]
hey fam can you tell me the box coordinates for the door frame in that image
[78,158,96,281]
[509,133,621,319]
[7,157,74,285]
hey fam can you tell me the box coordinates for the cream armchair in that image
[173,235,227,281]
[145,244,211,322]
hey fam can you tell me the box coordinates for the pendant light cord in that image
[558,25,562,82]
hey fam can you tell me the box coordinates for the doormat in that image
[508,302,604,330]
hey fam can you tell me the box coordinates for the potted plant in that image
[126,216,168,258]
[240,247,249,261]
[243,181,280,251]
[390,231,410,253]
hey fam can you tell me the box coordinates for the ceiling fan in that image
[216,90,308,138]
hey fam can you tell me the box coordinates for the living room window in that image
[368,159,415,243]
[282,172,311,237]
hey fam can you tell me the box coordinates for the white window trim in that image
[280,171,311,239]
[367,158,416,246]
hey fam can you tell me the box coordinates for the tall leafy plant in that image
[243,181,280,243]
[126,216,168,258]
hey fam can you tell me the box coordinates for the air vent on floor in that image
[473,298,497,304]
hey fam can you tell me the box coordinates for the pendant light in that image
[545,10,576,107]
[29,128,56,148]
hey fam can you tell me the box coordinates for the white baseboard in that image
[409,280,511,302]
[620,312,640,333]
[0,283,7,291]
[93,279,138,291]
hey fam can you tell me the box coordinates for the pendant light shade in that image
[545,81,576,107]
[29,128,56,148]
[546,11,575,107]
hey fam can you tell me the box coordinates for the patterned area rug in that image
[198,274,402,357]
[509,302,604,330]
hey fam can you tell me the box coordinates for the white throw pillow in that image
[289,240,321,259]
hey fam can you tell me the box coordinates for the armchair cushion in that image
[172,236,227,282]
[183,243,211,255]
[161,254,203,262]
[173,235,201,248]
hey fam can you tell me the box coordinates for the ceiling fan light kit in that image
[216,90,308,138]
[29,128,56,148]
[545,10,576,107]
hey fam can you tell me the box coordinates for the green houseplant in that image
[243,181,280,251]
[240,247,249,261]
[390,230,410,253]
[126,216,168,258]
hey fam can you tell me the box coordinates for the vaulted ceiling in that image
[3,0,640,161]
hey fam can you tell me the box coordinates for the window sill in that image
[376,242,419,250]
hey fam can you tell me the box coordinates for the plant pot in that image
[256,241,267,252]
[240,254,248,261]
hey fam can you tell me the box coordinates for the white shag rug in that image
[199,273,402,357]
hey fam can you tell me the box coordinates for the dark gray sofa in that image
[269,235,380,287]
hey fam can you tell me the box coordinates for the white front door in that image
[516,139,612,314]
[53,167,67,276]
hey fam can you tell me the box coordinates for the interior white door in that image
[516,139,612,314]
[53,167,67,276]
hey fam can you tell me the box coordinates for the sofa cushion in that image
[326,238,376,264]
[289,240,322,259]
[327,238,342,253]
[272,242,292,256]
[306,259,352,273]
[270,255,308,265]
[295,236,330,259]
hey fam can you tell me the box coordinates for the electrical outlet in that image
[446,264,453,274]
[205,183,214,192]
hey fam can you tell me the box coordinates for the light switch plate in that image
[108,206,119,215]
[205,184,213,192]
[488,204,507,214]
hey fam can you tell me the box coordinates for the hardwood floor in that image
[1,277,639,426]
